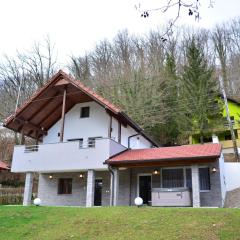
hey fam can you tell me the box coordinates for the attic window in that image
[80,107,90,118]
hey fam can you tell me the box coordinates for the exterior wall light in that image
[212,167,217,173]
[49,175,53,179]
[153,169,159,175]
[79,173,84,178]
[119,167,127,170]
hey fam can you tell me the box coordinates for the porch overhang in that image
[105,156,218,168]
[105,143,222,168]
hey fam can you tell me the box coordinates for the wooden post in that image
[35,130,39,145]
[60,87,67,142]
[118,121,121,143]
[20,128,25,145]
[108,115,112,139]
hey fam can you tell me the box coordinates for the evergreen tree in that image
[147,52,188,146]
[155,53,180,145]
[182,38,222,143]
[163,53,180,145]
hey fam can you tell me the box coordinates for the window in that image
[58,178,72,194]
[199,168,210,191]
[162,168,184,188]
[67,138,83,148]
[186,168,192,189]
[80,107,90,118]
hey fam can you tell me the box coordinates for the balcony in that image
[11,138,126,173]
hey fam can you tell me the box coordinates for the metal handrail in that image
[23,140,97,153]
[24,145,39,153]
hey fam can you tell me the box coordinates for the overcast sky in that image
[0,0,239,66]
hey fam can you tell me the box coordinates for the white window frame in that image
[160,166,211,192]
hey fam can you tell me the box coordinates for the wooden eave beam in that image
[105,109,127,128]
[13,118,47,135]
[26,91,61,122]
[17,124,24,132]
[118,121,121,143]
[37,102,63,126]
[108,158,217,168]
[108,115,112,138]
[27,129,34,137]
[37,98,75,129]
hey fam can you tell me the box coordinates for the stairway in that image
[225,187,240,208]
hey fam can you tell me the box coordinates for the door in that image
[139,175,152,205]
[94,179,102,206]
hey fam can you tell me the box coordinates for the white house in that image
[4,70,227,207]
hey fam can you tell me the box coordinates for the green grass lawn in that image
[0,206,240,240]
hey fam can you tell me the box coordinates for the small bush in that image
[0,180,25,188]
[0,187,24,205]
[0,195,23,205]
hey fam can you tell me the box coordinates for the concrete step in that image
[225,187,240,208]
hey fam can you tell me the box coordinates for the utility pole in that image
[219,76,240,162]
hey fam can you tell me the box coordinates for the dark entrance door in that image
[94,179,102,206]
[139,175,152,205]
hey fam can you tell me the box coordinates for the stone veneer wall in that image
[199,161,223,207]
[37,162,223,207]
[38,173,87,206]
[122,164,222,207]
[38,171,111,206]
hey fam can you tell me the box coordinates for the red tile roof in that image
[0,161,10,170]
[107,143,222,164]
[4,70,121,125]
[66,72,121,113]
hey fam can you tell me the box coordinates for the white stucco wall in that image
[121,123,152,149]
[43,101,109,144]
[225,162,240,191]
[11,101,154,173]
[12,138,126,173]
[43,101,152,149]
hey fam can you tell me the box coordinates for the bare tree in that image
[0,37,58,116]
[212,25,230,91]
[136,0,215,39]
[69,54,92,85]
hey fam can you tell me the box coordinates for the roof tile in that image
[0,161,10,170]
[107,143,222,163]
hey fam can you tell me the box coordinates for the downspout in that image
[128,133,141,149]
[108,165,114,206]
[129,168,132,206]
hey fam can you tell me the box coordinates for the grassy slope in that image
[0,206,240,240]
